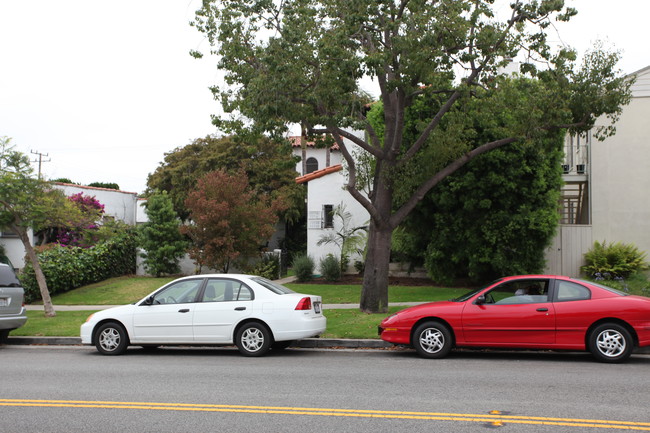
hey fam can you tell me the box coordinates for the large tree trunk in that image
[360,222,392,313]
[14,225,56,317]
[359,172,394,313]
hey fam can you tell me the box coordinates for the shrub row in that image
[19,231,137,303]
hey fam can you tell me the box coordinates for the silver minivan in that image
[0,262,27,343]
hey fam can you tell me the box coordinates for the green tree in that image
[138,192,188,277]
[192,0,631,312]
[88,182,120,190]
[369,77,564,283]
[182,169,284,273]
[0,137,83,316]
[146,135,302,222]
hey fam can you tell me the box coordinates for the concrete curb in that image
[6,336,649,354]
[5,336,393,349]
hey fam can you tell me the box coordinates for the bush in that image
[19,230,137,303]
[292,254,314,282]
[320,254,341,282]
[249,253,280,280]
[582,241,649,279]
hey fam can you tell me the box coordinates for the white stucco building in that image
[545,65,650,276]
[290,133,370,273]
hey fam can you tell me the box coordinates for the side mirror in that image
[143,296,154,306]
[476,295,486,305]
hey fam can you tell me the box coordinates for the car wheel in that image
[95,322,129,356]
[236,323,271,357]
[272,340,293,351]
[588,323,633,363]
[412,321,453,359]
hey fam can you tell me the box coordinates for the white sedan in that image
[80,274,326,357]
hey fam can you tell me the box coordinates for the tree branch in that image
[390,136,520,228]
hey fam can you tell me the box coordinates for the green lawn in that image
[17,275,467,339]
[47,276,175,305]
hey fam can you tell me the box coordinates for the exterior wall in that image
[55,183,139,225]
[292,147,343,176]
[545,67,650,277]
[306,172,369,274]
[544,225,593,277]
[590,94,650,257]
[0,232,32,269]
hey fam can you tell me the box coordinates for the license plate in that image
[0,298,7,307]
[314,302,321,314]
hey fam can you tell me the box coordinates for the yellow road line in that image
[1,399,649,430]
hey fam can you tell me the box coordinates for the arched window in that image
[305,157,319,174]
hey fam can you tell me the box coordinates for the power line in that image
[30,150,51,179]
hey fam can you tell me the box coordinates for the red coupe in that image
[379,275,650,362]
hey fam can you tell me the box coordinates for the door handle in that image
[178,308,190,313]
[234,307,246,311]
[536,307,548,312]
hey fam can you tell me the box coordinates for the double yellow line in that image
[2,399,649,430]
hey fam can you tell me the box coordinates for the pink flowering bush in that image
[55,193,105,247]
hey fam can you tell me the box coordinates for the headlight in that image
[382,313,399,325]
[84,313,95,323]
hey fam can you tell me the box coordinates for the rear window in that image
[0,264,21,287]
[574,279,629,296]
[251,277,295,295]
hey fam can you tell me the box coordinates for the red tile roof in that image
[295,164,343,184]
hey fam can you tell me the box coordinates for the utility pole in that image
[30,150,51,179]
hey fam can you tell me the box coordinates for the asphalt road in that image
[1,345,649,433]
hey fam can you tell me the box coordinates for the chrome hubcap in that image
[99,328,121,352]
[241,328,264,352]
[596,329,626,358]
[419,328,444,354]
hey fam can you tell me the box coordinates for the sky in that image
[1,0,649,195]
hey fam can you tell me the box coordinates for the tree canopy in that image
[182,169,283,273]
[146,135,302,222]
[0,137,84,316]
[192,0,632,312]
[138,192,188,277]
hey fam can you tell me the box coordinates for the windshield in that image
[451,279,502,302]
[251,277,296,295]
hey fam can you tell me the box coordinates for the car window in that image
[251,277,295,295]
[574,279,628,296]
[152,279,203,305]
[202,279,253,302]
[0,264,21,287]
[555,281,591,302]
[484,279,550,305]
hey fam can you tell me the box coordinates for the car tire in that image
[235,322,271,357]
[0,329,9,344]
[588,323,633,363]
[412,321,453,359]
[95,322,129,356]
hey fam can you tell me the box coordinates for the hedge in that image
[19,231,137,303]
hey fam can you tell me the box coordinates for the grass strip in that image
[14,308,404,340]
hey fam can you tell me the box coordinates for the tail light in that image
[295,297,312,310]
